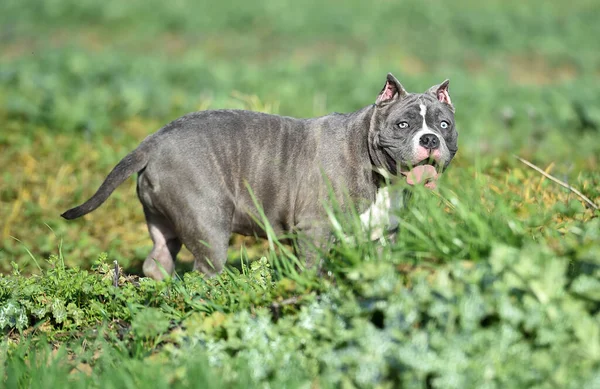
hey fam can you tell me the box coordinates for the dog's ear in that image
[427,80,453,109]
[376,73,408,106]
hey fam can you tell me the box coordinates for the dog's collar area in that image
[373,166,393,181]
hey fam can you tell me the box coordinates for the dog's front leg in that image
[293,222,332,273]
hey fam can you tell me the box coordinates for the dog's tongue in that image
[402,165,439,189]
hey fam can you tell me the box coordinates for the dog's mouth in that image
[399,159,441,189]
[381,150,442,190]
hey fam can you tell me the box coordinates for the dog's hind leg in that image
[142,208,182,280]
[178,206,233,278]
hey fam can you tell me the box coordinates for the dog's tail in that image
[61,141,151,220]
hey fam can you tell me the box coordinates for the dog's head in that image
[369,73,458,189]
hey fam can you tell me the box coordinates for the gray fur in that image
[62,73,458,280]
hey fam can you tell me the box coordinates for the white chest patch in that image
[327,187,401,244]
[358,187,400,241]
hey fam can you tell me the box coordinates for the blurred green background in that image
[2,2,600,387]
[1,0,599,274]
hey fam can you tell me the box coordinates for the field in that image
[1,0,600,387]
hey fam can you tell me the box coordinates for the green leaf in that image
[571,275,600,301]
[131,308,171,339]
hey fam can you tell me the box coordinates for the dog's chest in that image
[358,186,401,241]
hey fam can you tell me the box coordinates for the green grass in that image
[1,0,600,387]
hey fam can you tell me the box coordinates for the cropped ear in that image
[427,79,453,109]
[376,73,408,106]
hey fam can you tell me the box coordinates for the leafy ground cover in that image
[1,0,599,387]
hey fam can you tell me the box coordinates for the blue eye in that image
[398,122,409,129]
[441,121,449,129]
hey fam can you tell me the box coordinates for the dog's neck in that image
[372,166,392,187]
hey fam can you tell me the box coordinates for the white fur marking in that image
[327,186,400,244]
[419,103,429,131]
[359,187,392,241]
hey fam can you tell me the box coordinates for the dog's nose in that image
[419,134,440,150]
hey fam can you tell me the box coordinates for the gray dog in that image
[62,73,458,280]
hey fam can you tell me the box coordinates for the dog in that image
[62,73,458,280]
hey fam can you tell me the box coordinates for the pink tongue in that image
[402,165,439,188]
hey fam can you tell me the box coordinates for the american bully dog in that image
[62,73,458,279]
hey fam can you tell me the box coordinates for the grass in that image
[1,0,600,387]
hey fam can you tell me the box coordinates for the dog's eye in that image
[397,122,409,129]
[440,121,450,129]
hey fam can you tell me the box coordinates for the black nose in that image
[419,134,440,150]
